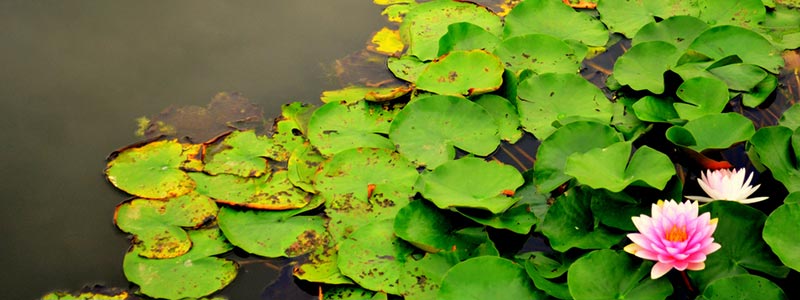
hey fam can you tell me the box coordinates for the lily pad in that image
[114,193,218,259]
[503,0,608,46]
[437,256,547,300]
[388,55,428,83]
[286,143,324,193]
[565,142,675,192]
[324,286,386,300]
[666,113,756,152]
[516,73,614,140]
[631,95,681,123]
[217,206,326,258]
[421,157,523,214]
[437,22,501,56]
[203,130,273,177]
[399,0,502,61]
[533,121,622,193]
[472,94,523,143]
[493,34,580,75]
[415,50,504,96]
[123,228,237,300]
[568,250,673,300]
[399,252,455,300]
[633,16,709,51]
[697,0,766,28]
[293,236,353,285]
[369,27,405,56]
[189,171,312,210]
[673,76,730,121]
[697,274,787,300]
[687,25,783,74]
[338,219,415,295]
[540,187,626,252]
[106,139,195,199]
[268,102,316,161]
[320,85,412,105]
[763,199,800,271]
[748,126,800,193]
[707,63,768,91]
[307,101,397,156]
[741,74,778,107]
[613,41,681,94]
[389,95,500,168]
[597,0,700,38]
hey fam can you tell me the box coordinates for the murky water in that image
[0,1,384,299]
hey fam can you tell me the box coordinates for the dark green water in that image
[0,1,384,299]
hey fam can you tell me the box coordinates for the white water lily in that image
[685,168,768,204]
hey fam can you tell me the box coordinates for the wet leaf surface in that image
[106,139,195,199]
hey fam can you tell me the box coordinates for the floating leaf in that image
[697,0,766,28]
[565,142,675,192]
[473,94,523,143]
[399,1,502,61]
[493,34,580,75]
[394,200,495,256]
[517,73,614,140]
[293,236,353,285]
[388,55,428,83]
[763,197,800,271]
[415,50,504,96]
[457,195,540,235]
[389,95,499,168]
[106,140,195,199]
[437,256,547,300]
[217,207,326,258]
[324,286,386,300]
[399,252,455,300]
[338,219,415,295]
[438,22,501,56]
[688,25,783,74]
[707,63,768,91]
[697,274,787,300]
[189,171,311,210]
[369,27,405,55]
[631,95,680,123]
[541,187,626,252]
[307,101,397,156]
[672,76,730,120]
[287,143,323,193]
[633,16,709,51]
[203,130,273,177]
[613,41,681,94]
[123,228,236,300]
[568,250,673,300]
[749,126,800,193]
[320,85,412,105]
[597,0,700,38]
[666,113,756,152]
[741,74,778,107]
[268,102,316,161]
[114,193,218,259]
[41,288,131,300]
[534,121,622,193]
[503,0,608,46]
[421,157,523,214]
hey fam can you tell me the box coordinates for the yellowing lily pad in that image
[189,170,312,210]
[369,27,405,55]
[287,143,324,193]
[114,193,218,259]
[106,139,195,199]
[321,85,412,105]
[415,50,504,96]
[203,130,273,177]
[217,207,326,258]
[389,95,500,168]
[421,157,523,214]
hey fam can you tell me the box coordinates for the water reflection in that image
[0,1,384,298]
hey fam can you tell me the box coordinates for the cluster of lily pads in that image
[58,0,800,299]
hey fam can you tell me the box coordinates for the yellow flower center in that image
[665,225,688,242]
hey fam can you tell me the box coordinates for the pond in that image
[0,1,385,299]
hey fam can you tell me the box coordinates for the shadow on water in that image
[0,1,384,299]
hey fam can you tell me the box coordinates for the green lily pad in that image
[690,201,789,290]
[666,113,756,152]
[763,199,800,272]
[597,0,700,38]
[472,94,523,143]
[415,50,504,96]
[217,207,326,258]
[437,22,501,56]
[631,95,681,123]
[493,34,580,75]
[673,76,730,121]
[568,250,673,300]
[286,143,323,193]
[320,85,412,105]
[41,289,131,300]
[707,63,768,91]
[534,121,622,193]
[541,187,626,252]
[697,0,766,28]
[189,170,312,210]
[633,16,709,51]
[307,101,396,156]
[748,126,800,193]
[389,95,500,168]
[613,41,681,94]
[437,256,547,300]
[114,193,218,258]
[456,194,540,235]
[589,189,650,231]
[421,157,523,214]
[760,5,800,50]
[399,0,502,61]
[519,252,573,300]
[779,104,800,131]
[293,236,353,285]
[741,74,778,107]
[503,0,608,46]
[203,130,273,177]
[399,252,455,300]
[516,73,614,140]
[388,55,428,83]
[267,102,315,162]
[688,25,783,74]
[106,139,195,199]
[123,228,236,300]
[324,286,386,300]
[565,142,675,192]
[338,219,415,295]
[697,274,787,300]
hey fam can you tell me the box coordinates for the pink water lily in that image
[685,168,768,204]
[624,200,720,279]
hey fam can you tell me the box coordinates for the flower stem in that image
[680,270,695,292]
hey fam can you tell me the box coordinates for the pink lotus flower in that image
[624,200,721,279]
[685,168,768,204]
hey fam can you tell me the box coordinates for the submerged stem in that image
[680,270,695,292]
